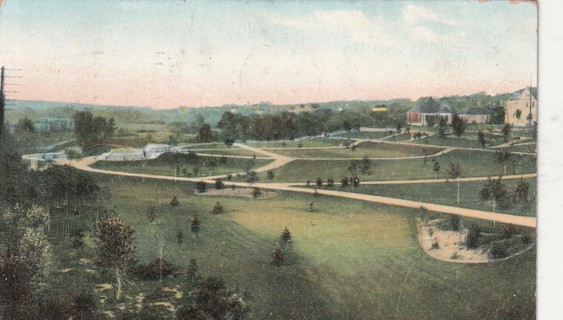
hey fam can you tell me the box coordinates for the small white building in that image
[143,144,171,158]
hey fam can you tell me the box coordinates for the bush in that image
[503,224,517,238]
[170,196,180,206]
[465,224,481,249]
[488,242,509,259]
[431,239,439,249]
[133,258,179,280]
[212,202,224,214]
[196,181,207,193]
[214,179,224,190]
[271,245,284,266]
[521,232,533,244]
[450,215,460,231]
[226,174,233,181]
[252,187,261,199]
[316,177,323,187]
[280,227,291,243]
[327,177,335,187]
[267,170,275,180]
[341,177,349,188]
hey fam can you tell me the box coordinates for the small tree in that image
[327,177,335,187]
[359,155,372,176]
[477,130,486,148]
[95,216,135,300]
[146,205,157,223]
[352,176,360,188]
[433,161,441,179]
[280,227,291,243]
[316,177,323,188]
[224,137,235,148]
[196,181,207,193]
[252,187,261,199]
[267,170,275,180]
[212,202,224,214]
[191,215,200,237]
[447,162,462,205]
[271,245,284,266]
[480,176,509,213]
[451,115,467,140]
[247,171,258,184]
[495,149,512,175]
[450,215,460,231]
[514,178,530,205]
[465,224,480,249]
[214,179,224,190]
[501,123,512,142]
[437,117,448,138]
[176,229,184,244]
[341,176,349,188]
[170,195,180,207]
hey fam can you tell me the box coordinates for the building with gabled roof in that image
[505,87,537,126]
[458,107,494,124]
[407,97,453,126]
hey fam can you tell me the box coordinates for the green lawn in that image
[246,138,344,148]
[91,156,272,177]
[412,135,505,148]
[40,175,535,319]
[320,178,536,216]
[260,149,536,183]
[267,142,442,159]
[499,143,537,154]
[333,131,392,139]
[193,148,262,157]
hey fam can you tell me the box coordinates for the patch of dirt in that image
[162,287,183,299]
[196,187,278,199]
[417,219,489,263]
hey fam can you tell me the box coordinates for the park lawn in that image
[333,130,391,139]
[500,143,537,154]
[41,174,535,319]
[267,142,443,159]
[192,148,262,157]
[246,138,344,148]
[183,142,233,149]
[262,149,536,183]
[412,135,505,149]
[91,157,272,177]
[326,178,537,217]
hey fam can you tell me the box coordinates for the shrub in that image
[212,202,224,214]
[488,242,509,259]
[214,179,224,190]
[252,187,261,199]
[267,170,275,180]
[133,258,178,280]
[327,177,335,187]
[316,177,323,187]
[196,181,207,193]
[306,180,311,186]
[504,224,517,238]
[465,224,481,249]
[521,232,533,244]
[431,239,439,249]
[71,230,84,250]
[450,215,460,231]
[271,245,284,266]
[352,176,360,187]
[170,196,180,206]
[341,177,349,188]
[226,174,232,181]
[280,227,291,243]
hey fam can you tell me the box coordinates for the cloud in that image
[402,4,463,26]
[410,26,463,43]
[273,10,396,47]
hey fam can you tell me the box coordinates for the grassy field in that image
[267,142,443,159]
[499,143,537,154]
[192,148,262,157]
[317,178,537,216]
[333,131,392,139]
[91,156,272,177]
[37,175,535,319]
[246,138,344,148]
[259,149,536,183]
[412,135,505,149]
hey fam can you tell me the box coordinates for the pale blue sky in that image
[0,0,537,108]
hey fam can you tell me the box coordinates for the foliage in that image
[133,257,178,280]
[327,177,335,187]
[215,179,224,190]
[450,215,460,231]
[73,111,116,144]
[451,115,467,138]
[191,215,201,236]
[196,123,215,142]
[359,155,372,176]
[316,177,323,187]
[196,181,207,193]
[477,130,486,148]
[271,245,285,266]
[480,176,510,210]
[170,195,180,206]
[212,202,224,214]
[501,124,512,142]
[252,187,261,199]
[340,176,349,188]
[281,227,292,243]
[267,170,275,180]
[488,241,509,259]
[465,224,481,249]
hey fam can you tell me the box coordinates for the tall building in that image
[505,87,537,126]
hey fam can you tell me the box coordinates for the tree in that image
[514,178,530,205]
[341,176,349,188]
[191,215,200,237]
[251,187,261,199]
[447,162,462,205]
[94,216,135,300]
[224,137,235,148]
[479,176,509,213]
[214,179,224,190]
[495,149,512,175]
[316,177,323,187]
[280,227,291,243]
[437,117,448,138]
[477,130,486,148]
[196,181,207,193]
[433,161,441,179]
[212,202,224,214]
[267,170,275,180]
[271,245,284,266]
[465,224,480,249]
[451,115,467,140]
[450,215,460,231]
[246,171,258,184]
[15,118,35,134]
[359,155,372,176]
[501,123,512,143]
[196,123,214,142]
[347,160,359,177]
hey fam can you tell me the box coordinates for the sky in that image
[0,0,537,109]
